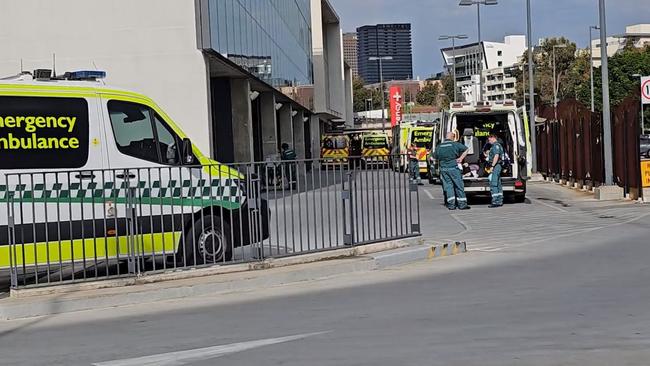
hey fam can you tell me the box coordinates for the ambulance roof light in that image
[65,70,107,81]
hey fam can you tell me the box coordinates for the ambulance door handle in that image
[74,171,96,180]
[116,173,136,180]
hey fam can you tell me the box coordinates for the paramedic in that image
[434,132,470,210]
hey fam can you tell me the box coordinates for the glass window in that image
[108,101,186,165]
[108,101,159,164]
[154,114,181,165]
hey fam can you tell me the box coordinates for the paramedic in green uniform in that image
[486,135,504,208]
[434,132,470,210]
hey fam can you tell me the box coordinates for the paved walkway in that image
[421,182,649,253]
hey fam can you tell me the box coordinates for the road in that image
[1,182,649,365]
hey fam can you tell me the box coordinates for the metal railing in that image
[2,156,421,289]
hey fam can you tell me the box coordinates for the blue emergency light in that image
[66,70,107,81]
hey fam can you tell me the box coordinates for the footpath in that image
[0,240,466,320]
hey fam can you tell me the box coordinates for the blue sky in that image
[330,0,650,78]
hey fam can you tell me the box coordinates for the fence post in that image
[124,169,140,276]
[410,180,420,234]
[342,170,354,246]
[8,195,17,289]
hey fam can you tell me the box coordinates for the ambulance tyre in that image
[179,215,233,266]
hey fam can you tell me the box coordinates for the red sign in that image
[389,86,403,126]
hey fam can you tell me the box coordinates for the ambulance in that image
[321,134,350,166]
[430,100,530,202]
[0,70,269,272]
[360,132,390,167]
[391,121,437,175]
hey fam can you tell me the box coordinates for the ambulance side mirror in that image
[181,138,194,165]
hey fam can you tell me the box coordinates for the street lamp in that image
[552,44,568,121]
[439,34,468,102]
[599,0,614,186]
[589,25,600,112]
[526,0,538,173]
[633,74,645,131]
[368,56,393,132]
[459,0,498,102]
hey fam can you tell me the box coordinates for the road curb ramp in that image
[0,241,467,320]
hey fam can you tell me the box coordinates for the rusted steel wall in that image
[536,96,640,195]
[612,94,641,196]
[536,99,604,187]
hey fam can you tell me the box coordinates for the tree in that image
[514,41,650,128]
[352,77,387,113]
[416,82,441,106]
[438,73,454,109]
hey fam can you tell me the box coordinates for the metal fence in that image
[536,99,605,188]
[536,95,643,197]
[2,156,420,289]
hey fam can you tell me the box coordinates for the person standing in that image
[407,143,423,185]
[280,143,297,188]
[434,132,470,210]
[486,135,504,208]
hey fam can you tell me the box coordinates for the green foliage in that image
[515,39,650,126]
[416,82,441,106]
[352,77,387,112]
[438,73,454,109]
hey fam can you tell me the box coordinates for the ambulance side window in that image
[153,113,181,165]
[108,101,160,164]
[108,100,186,166]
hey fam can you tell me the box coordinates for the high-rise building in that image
[357,24,413,84]
[343,32,358,77]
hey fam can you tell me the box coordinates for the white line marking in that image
[423,189,435,200]
[93,331,330,366]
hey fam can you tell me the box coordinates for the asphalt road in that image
[1,182,650,365]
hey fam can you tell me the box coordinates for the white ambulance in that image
[0,70,268,274]
[431,100,531,202]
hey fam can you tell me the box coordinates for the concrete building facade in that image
[591,24,650,67]
[441,35,526,103]
[343,32,359,78]
[482,66,518,102]
[357,24,413,84]
[0,0,352,164]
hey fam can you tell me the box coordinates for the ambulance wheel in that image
[179,215,233,266]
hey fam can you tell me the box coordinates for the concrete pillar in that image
[292,110,306,159]
[310,115,322,160]
[230,78,254,162]
[344,65,354,128]
[278,104,293,148]
[325,22,345,115]
[259,92,278,159]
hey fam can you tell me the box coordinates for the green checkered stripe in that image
[0,179,245,205]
